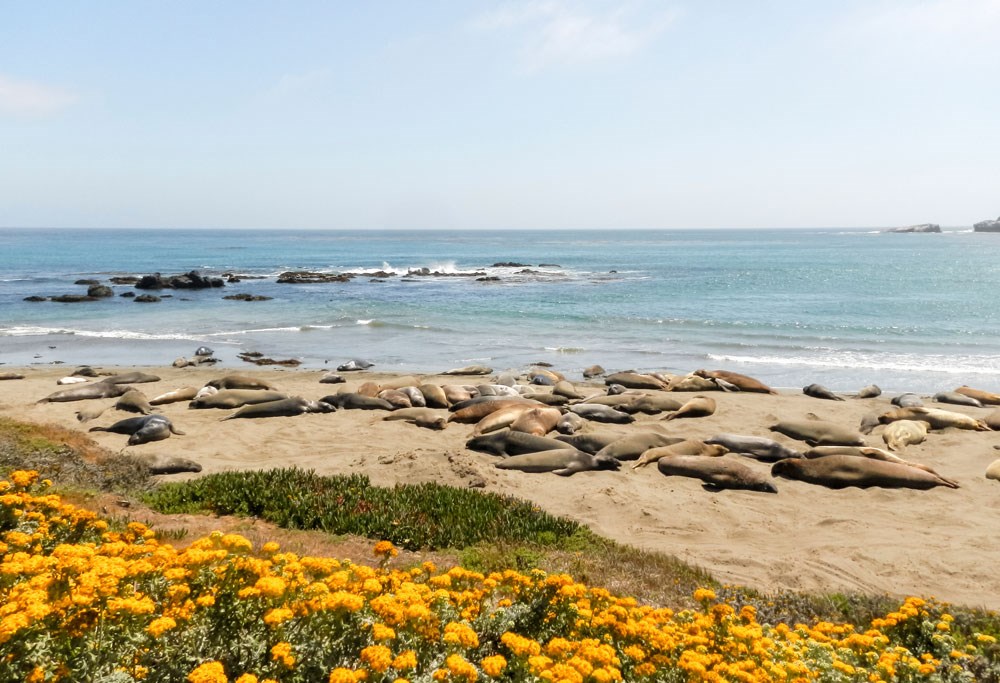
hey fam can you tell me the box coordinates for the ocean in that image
[2,227,1000,393]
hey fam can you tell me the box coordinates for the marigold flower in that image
[392,650,418,671]
[263,608,295,627]
[373,540,398,558]
[480,655,506,678]
[361,645,394,673]
[188,661,227,683]
[147,616,177,638]
[271,642,296,668]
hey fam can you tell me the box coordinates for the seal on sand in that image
[769,416,864,446]
[891,393,924,408]
[441,365,492,376]
[955,385,1000,406]
[466,429,572,456]
[495,450,621,476]
[418,384,450,409]
[856,384,882,399]
[115,389,155,415]
[802,445,958,487]
[190,389,289,409]
[220,397,334,420]
[472,404,538,436]
[604,372,669,391]
[933,391,982,408]
[555,412,585,435]
[90,415,185,445]
[881,420,929,452]
[320,393,394,410]
[803,383,844,401]
[878,407,990,431]
[772,455,959,490]
[657,455,777,493]
[619,393,683,415]
[38,381,129,403]
[149,386,199,405]
[555,432,624,454]
[566,404,634,424]
[693,369,777,394]
[705,434,802,462]
[662,396,716,421]
[0,372,25,380]
[76,403,112,423]
[509,407,562,436]
[206,375,278,391]
[633,439,728,469]
[595,432,685,462]
[102,372,161,385]
[986,459,1000,481]
[383,407,448,430]
[451,399,538,424]
[337,359,374,371]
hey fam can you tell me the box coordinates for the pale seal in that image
[595,432,685,462]
[495,450,621,476]
[399,386,426,407]
[582,365,605,378]
[319,372,346,384]
[662,396,716,421]
[149,386,199,406]
[891,393,924,408]
[704,434,802,462]
[450,398,537,424]
[440,365,492,376]
[555,412,585,435]
[76,403,112,423]
[633,439,728,469]
[552,381,584,400]
[418,384,451,408]
[693,369,777,394]
[220,397,334,420]
[665,374,719,392]
[878,407,990,431]
[803,383,844,401]
[57,376,89,385]
[604,372,669,391]
[955,385,1000,406]
[856,384,882,399]
[472,404,539,436]
[986,459,1000,481]
[377,389,412,409]
[509,407,562,436]
[772,455,959,490]
[383,408,448,430]
[102,372,161,385]
[620,393,683,415]
[657,455,777,493]
[881,420,929,452]
[337,359,374,372]
[933,391,982,408]
[115,389,155,415]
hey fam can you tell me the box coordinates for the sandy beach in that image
[2,364,998,610]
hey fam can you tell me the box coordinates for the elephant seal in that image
[220,397,334,420]
[704,434,802,462]
[555,432,624,454]
[383,407,448,430]
[984,409,1000,431]
[418,384,450,408]
[529,374,554,386]
[769,416,864,446]
[379,376,421,391]
[190,389,289,409]
[57,376,89,385]
[194,386,218,400]
[595,432,685,462]
[986,459,1000,481]
[467,429,572,456]
[878,407,990,431]
[527,393,569,407]
[76,403,112,423]
[604,372,669,391]
[115,389,155,415]
[891,393,924,408]
[0,372,25,380]
[665,374,720,392]
[206,375,278,391]
[582,394,636,408]
[319,372,346,384]
[552,381,584,400]
[337,359,374,372]
[137,454,202,475]
[582,365,605,378]
[955,385,1000,406]
[149,386,199,405]
[771,455,959,490]
[529,368,565,384]
[38,381,129,403]
[495,450,621,476]
[377,389,412,409]
[102,372,161,385]
[657,455,777,493]
[441,365,492,376]
[195,346,214,357]
[451,398,537,423]
[476,384,518,397]
[620,393,683,415]
[803,445,958,487]
[693,369,777,394]
[509,407,562,436]
[882,420,929,452]
[606,384,627,395]
[803,383,844,401]
[90,415,185,445]
[358,381,382,397]
[858,412,882,435]
[633,439,728,469]
[663,396,716,421]
[321,393,394,411]
[555,412,585,435]
[933,391,982,408]
[566,404,634,424]
[472,404,539,436]
[399,386,426,407]
[442,385,476,404]
[856,384,882,399]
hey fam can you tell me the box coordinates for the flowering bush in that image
[2,471,998,682]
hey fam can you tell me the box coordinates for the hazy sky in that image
[2,1,998,230]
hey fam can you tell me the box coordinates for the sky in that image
[1,1,998,230]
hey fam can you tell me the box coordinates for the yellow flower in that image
[361,645,394,673]
[235,676,259,683]
[147,616,177,638]
[393,650,418,671]
[271,642,296,668]
[10,470,39,488]
[188,661,227,683]
[263,608,295,627]
[693,588,717,603]
[444,621,480,649]
[374,540,399,558]
[481,655,506,678]
[253,576,287,599]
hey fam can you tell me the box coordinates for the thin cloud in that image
[847,0,1000,45]
[473,1,678,71]
[0,73,77,117]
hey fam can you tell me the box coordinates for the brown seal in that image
[657,455,777,493]
[881,420,928,452]
[769,415,864,446]
[662,396,716,421]
[693,369,777,394]
[633,439,728,469]
[190,389,289,409]
[604,372,670,391]
[149,386,199,405]
[772,455,959,490]
[509,407,562,436]
[383,407,448,430]
[495,449,621,476]
[450,399,537,424]
[418,384,450,408]
[955,385,1000,405]
[220,397,333,420]
[803,383,844,401]
[472,404,538,436]
[206,374,277,391]
[878,407,990,431]
[115,389,155,415]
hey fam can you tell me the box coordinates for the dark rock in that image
[134,295,161,303]
[120,292,135,298]
[227,276,241,283]
[370,279,386,283]
[516,269,540,275]
[135,273,165,289]
[73,366,99,377]
[87,285,114,298]
[50,295,97,303]
[538,263,561,267]
[886,224,941,233]
[276,271,353,284]
[23,296,47,302]
[110,276,139,285]
[476,276,501,282]
[136,271,224,289]
[223,293,273,301]
[75,279,100,285]
[238,352,301,367]
[407,267,487,277]
[492,262,530,268]
[974,216,1000,232]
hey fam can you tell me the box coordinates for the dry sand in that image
[2,365,999,609]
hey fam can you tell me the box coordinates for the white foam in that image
[0,325,205,342]
[707,353,1000,376]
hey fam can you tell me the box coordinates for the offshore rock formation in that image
[885,224,941,233]
[973,216,1000,232]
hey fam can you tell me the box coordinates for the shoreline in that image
[2,363,999,609]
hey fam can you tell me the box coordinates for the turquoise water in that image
[2,228,1000,393]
